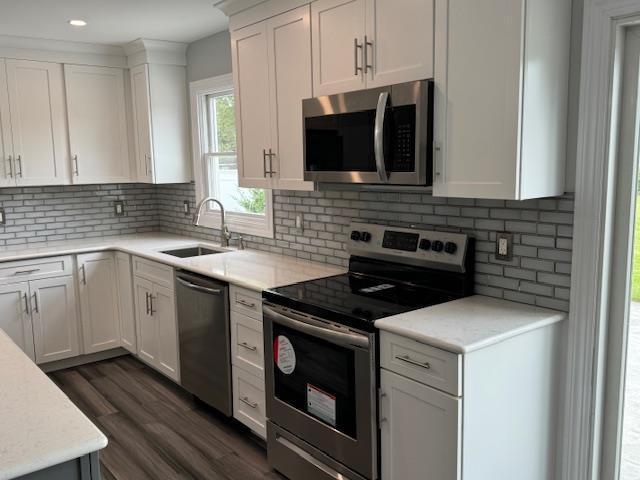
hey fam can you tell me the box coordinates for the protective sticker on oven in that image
[274,335,296,375]
[307,384,337,427]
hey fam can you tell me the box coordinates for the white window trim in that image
[189,74,274,238]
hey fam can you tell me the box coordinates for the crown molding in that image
[213,0,267,16]
[124,38,188,67]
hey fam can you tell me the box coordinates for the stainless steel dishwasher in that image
[175,270,232,416]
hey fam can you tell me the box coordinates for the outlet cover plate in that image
[495,232,513,261]
[0,207,5,225]
[114,201,125,217]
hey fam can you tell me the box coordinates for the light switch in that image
[0,207,5,225]
[114,201,125,217]
[183,200,190,216]
[495,232,513,261]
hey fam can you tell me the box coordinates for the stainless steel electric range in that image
[262,222,475,480]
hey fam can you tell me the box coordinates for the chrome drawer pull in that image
[14,269,40,276]
[239,396,258,409]
[396,355,431,370]
[237,298,256,308]
[238,341,257,352]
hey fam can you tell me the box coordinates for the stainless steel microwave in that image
[303,79,433,186]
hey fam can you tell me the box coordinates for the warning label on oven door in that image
[274,335,296,375]
[307,384,336,427]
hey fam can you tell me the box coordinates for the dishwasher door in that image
[175,270,231,415]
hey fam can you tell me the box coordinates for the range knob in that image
[361,231,372,243]
[431,240,444,252]
[444,242,458,254]
[350,230,361,241]
[419,239,431,251]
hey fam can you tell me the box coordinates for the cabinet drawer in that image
[380,332,462,396]
[231,311,264,378]
[230,285,262,320]
[132,256,174,289]
[233,366,266,438]
[0,256,73,284]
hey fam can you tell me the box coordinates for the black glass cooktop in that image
[263,272,459,332]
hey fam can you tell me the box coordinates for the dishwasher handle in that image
[176,276,224,295]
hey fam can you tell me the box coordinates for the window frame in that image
[189,74,274,238]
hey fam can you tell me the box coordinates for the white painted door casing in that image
[77,253,122,355]
[0,282,35,361]
[64,64,131,184]
[30,276,80,364]
[380,369,461,480]
[5,59,69,186]
[115,252,136,354]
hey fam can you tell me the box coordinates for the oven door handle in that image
[264,305,370,349]
[374,91,389,183]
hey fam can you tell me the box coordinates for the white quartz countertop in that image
[0,233,344,291]
[375,295,566,354]
[0,330,108,479]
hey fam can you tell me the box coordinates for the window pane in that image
[207,93,236,154]
[206,154,265,216]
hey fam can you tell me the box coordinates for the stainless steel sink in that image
[161,246,223,258]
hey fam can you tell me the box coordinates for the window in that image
[190,74,273,237]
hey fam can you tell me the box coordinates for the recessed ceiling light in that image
[68,19,87,27]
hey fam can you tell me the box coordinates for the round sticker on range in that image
[274,335,296,375]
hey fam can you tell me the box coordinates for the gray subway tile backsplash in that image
[0,182,574,312]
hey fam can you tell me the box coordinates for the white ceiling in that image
[0,0,229,46]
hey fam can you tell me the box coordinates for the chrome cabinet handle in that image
[374,91,390,183]
[149,294,156,316]
[263,149,268,177]
[237,299,256,308]
[16,155,23,178]
[364,35,373,73]
[238,341,257,352]
[72,154,79,176]
[145,292,150,315]
[144,153,151,176]
[23,293,30,315]
[268,149,276,177]
[80,264,87,285]
[14,268,40,276]
[354,38,363,76]
[6,155,13,178]
[239,396,258,409]
[32,292,39,314]
[396,354,431,370]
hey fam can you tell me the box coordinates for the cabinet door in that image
[115,252,136,354]
[380,369,461,480]
[232,21,273,189]
[432,0,523,199]
[5,59,69,186]
[365,0,434,88]
[153,284,179,382]
[133,276,156,366]
[130,64,154,183]
[78,253,121,354]
[0,59,15,187]
[0,282,35,360]
[266,6,314,191]
[311,0,366,96]
[30,276,80,364]
[64,64,131,184]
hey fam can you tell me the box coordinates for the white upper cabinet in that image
[0,60,14,187]
[233,5,314,190]
[130,63,191,184]
[3,59,69,186]
[64,64,131,184]
[77,253,122,355]
[364,0,434,88]
[311,0,433,96]
[311,0,366,96]
[432,0,571,200]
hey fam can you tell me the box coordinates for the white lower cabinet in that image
[0,282,35,361]
[77,253,122,354]
[115,252,136,354]
[133,259,179,382]
[380,369,460,480]
[30,275,80,364]
[232,365,267,438]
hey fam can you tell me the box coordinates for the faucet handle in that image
[233,235,245,250]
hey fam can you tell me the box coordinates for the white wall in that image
[186,30,232,82]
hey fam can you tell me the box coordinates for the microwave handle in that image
[374,91,389,183]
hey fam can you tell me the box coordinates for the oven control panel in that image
[347,222,470,272]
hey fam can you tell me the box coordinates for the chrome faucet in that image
[193,197,231,247]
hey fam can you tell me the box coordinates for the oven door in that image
[303,79,432,186]
[263,303,377,480]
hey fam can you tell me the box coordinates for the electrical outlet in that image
[0,207,5,225]
[295,213,303,231]
[183,200,190,216]
[495,232,513,261]
[114,201,125,217]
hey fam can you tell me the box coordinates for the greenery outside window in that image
[190,74,273,238]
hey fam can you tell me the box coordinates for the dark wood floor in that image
[49,355,283,480]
